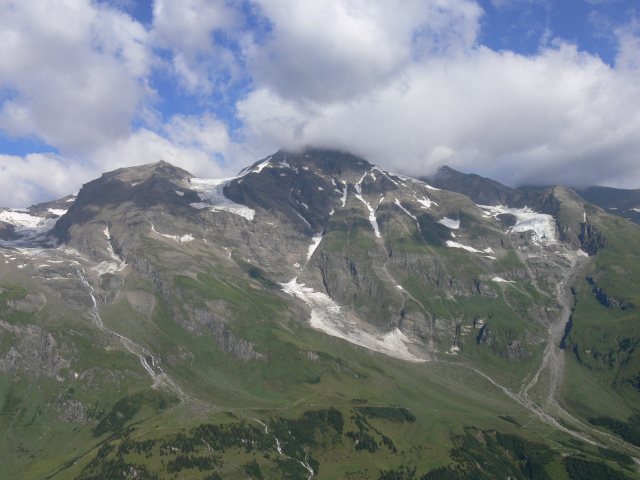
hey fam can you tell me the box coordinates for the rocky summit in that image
[1,149,640,479]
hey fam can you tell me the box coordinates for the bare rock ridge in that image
[427,164,640,225]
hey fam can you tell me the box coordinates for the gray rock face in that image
[8,293,46,313]
[0,148,611,387]
[191,308,265,361]
[0,320,70,380]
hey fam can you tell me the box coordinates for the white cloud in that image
[0,0,154,154]
[250,0,483,102]
[238,41,640,188]
[0,120,244,208]
[152,0,243,95]
[1,0,640,209]
[0,153,94,208]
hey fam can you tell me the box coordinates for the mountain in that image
[574,186,640,225]
[425,165,640,225]
[1,149,640,479]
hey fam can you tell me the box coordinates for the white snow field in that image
[355,194,381,238]
[307,233,323,261]
[0,209,61,247]
[189,177,255,221]
[280,278,425,362]
[445,241,482,253]
[478,205,557,245]
[91,227,127,275]
[151,224,195,244]
[438,217,460,229]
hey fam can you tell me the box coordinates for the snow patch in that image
[189,177,255,221]
[1,210,48,229]
[354,172,367,194]
[477,205,557,245]
[445,241,481,253]
[253,156,272,173]
[355,194,381,238]
[151,224,195,244]
[307,233,323,261]
[438,217,460,229]
[394,199,417,221]
[279,157,290,168]
[415,196,437,209]
[371,166,398,186]
[492,277,514,283]
[48,208,67,216]
[632,208,640,213]
[0,210,58,246]
[175,191,184,196]
[295,211,311,228]
[280,278,424,362]
[317,187,324,191]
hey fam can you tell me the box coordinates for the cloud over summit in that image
[0,0,639,206]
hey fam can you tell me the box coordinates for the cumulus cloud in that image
[152,0,246,95]
[238,41,640,187]
[238,3,640,188]
[0,0,154,154]
[0,153,95,207]
[0,117,243,208]
[250,0,482,102]
[1,0,640,208]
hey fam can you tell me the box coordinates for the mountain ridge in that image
[1,149,640,479]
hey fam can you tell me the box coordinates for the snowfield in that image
[492,277,514,283]
[445,241,481,253]
[307,233,323,261]
[355,194,381,238]
[151,224,195,244]
[281,278,425,362]
[438,217,460,229]
[189,177,255,221]
[0,209,60,247]
[415,196,437,209]
[478,205,557,245]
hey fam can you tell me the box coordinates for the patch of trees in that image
[192,420,270,453]
[564,456,630,480]
[243,459,264,479]
[274,457,309,480]
[588,415,640,447]
[166,453,219,473]
[356,406,416,423]
[420,429,552,480]
[92,392,171,437]
[378,465,416,480]
[76,457,159,480]
[270,408,344,460]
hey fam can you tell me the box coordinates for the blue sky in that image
[0,0,639,207]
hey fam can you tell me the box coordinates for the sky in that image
[0,0,639,207]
